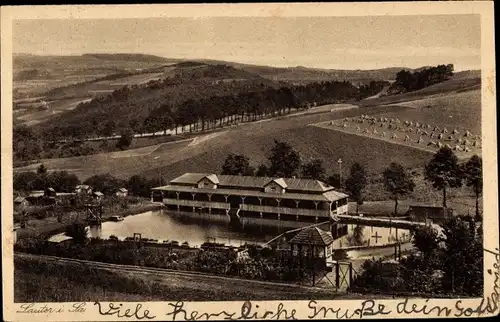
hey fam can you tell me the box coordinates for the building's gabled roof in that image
[171,173,215,185]
[266,178,288,188]
[169,173,336,193]
[118,188,128,192]
[199,174,219,184]
[76,184,91,190]
[289,227,334,246]
[46,187,56,192]
[217,175,271,189]
[93,191,104,196]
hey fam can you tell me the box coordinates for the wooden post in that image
[312,246,315,286]
[349,262,353,291]
[335,262,340,290]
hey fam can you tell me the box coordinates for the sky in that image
[13,15,481,71]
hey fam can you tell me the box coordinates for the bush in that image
[65,222,88,244]
[352,259,405,292]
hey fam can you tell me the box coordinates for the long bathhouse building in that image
[152,173,349,226]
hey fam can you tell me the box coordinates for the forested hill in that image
[32,62,383,141]
[35,64,286,137]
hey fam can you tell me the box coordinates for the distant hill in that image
[13,53,179,99]
[81,53,181,64]
[190,59,413,84]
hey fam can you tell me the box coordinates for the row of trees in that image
[340,147,482,218]
[14,164,79,193]
[393,64,454,92]
[221,141,483,218]
[356,80,390,100]
[132,80,360,138]
[14,164,159,199]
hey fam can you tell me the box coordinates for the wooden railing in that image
[162,198,229,210]
[240,204,330,217]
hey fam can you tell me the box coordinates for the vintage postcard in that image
[1,2,498,321]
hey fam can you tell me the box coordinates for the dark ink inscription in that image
[16,303,64,314]
[94,302,155,319]
[397,299,452,317]
[68,302,86,313]
[166,301,235,321]
[165,301,296,321]
[308,300,391,319]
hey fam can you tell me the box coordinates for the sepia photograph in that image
[1,2,498,320]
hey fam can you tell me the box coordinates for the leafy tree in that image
[411,225,441,262]
[83,173,124,195]
[37,164,47,174]
[326,173,341,188]
[424,147,463,208]
[345,163,367,214]
[221,153,254,176]
[463,155,483,220]
[47,171,81,192]
[65,222,88,244]
[126,175,152,198]
[301,159,326,181]
[101,119,116,137]
[255,164,268,177]
[383,162,415,215]
[440,217,482,296]
[267,140,301,178]
[116,128,134,150]
[13,171,39,192]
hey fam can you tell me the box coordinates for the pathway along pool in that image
[86,209,410,248]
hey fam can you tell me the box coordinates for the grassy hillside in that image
[16,104,432,180]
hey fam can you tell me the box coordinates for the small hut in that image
[92,191,104,202]
[75,185,93,195]
[14,196,30,213]
[290,227,334,260]
[406,206,455,225]
[115,188,128,198]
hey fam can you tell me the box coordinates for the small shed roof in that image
[118,188,128,192]
[93,191,104,196]
[289,227,334,246]
[47,234,73,243]
[28,191,44,198]
[14,196,27,203]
